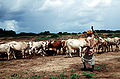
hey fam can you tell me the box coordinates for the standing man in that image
[81,26,96,72]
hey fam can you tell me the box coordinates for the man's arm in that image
[91,26,99,38]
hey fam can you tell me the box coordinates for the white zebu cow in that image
[8,41,30,58]
[0,43,16,60]
[28,41,47,56]
[66,37,105,57]
[105,37,120,52]
[94,37,106,53]
[65,38,87,57]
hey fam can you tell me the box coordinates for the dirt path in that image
[0,52,120,78]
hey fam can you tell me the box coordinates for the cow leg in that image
[38,49,45,56]
[108,45,110,52]
[105,45,108,52]
[22,50,25,58]
[69,52,72,57]
[65,48,68,57]
[42,47,47,56]
[104,46,106,52]
[107,46,109,52]
[96,46,98,53]
[111,45,113,52]
[39,50,44,56]
[102,46,104,53]
[59,48,61,55]
[7,52,10,60]
[33,48,36,56]
[42,50,46,56]
[10,47,16,59]
[68,48,72,57]
[7,47,11,60]
[79,47,82,57]
[56,49,58,55]
[95,46,97,53]
[12,51,16,59]
[116,45,119,52]
[63,47,66,55]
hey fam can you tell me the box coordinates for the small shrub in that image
[49,75,58,79]
[82,72,96,79]
[94,64,108,72]
[70,69,80,79]
[34,37,50,41]
[50,34,59,38]
[30,72,40,79]
[59,71,68,79]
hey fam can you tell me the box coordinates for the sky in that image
[0,0,120,33]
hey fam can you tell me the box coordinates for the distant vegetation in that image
[0,28,120,38]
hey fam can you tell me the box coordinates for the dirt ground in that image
[0,51,120,79]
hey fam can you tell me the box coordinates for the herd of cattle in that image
[0,37,120,60]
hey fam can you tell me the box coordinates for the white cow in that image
[0,43,16,60]
[29,41,47,56]
[94,37,107,53]
[65,38,87,57]
[105,37,120,52]
[8,41,30,58]
[66,37,105,57]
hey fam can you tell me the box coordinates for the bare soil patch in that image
[0,51,120,78]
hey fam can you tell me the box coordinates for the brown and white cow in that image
[28,41,47,56]
[46,40,63,55]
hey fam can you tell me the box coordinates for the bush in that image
[94,64,108,72]
[50,34,59,38]
[82,72,96,79]
[70,69,80,79]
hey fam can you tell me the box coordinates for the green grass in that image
[34,34,60,41]
[3,69,100,79]
[82,72,96,79]
[94,64,108,72]
[70,69,80,79]
[34,37,50,41]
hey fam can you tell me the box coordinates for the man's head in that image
[87,30,93,36]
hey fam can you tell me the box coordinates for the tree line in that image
[0,28,120,37]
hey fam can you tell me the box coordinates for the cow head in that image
[99,37,105,43]
[97,37,105,46]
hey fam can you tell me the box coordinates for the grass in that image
[82,72,96,79]
[70,69,80,79]
[34,34,59,41]
[4,64,110,79]
[4,69,98,79]
[2,64,111,79]
[34,37,50,41]
[94,64,109,72]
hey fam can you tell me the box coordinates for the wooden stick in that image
[91,26,99,38]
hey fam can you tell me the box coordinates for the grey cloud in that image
[0,0,119,33]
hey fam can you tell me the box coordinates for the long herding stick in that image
[91,26,99,38]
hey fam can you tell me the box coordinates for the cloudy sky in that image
[0,0,120,33]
